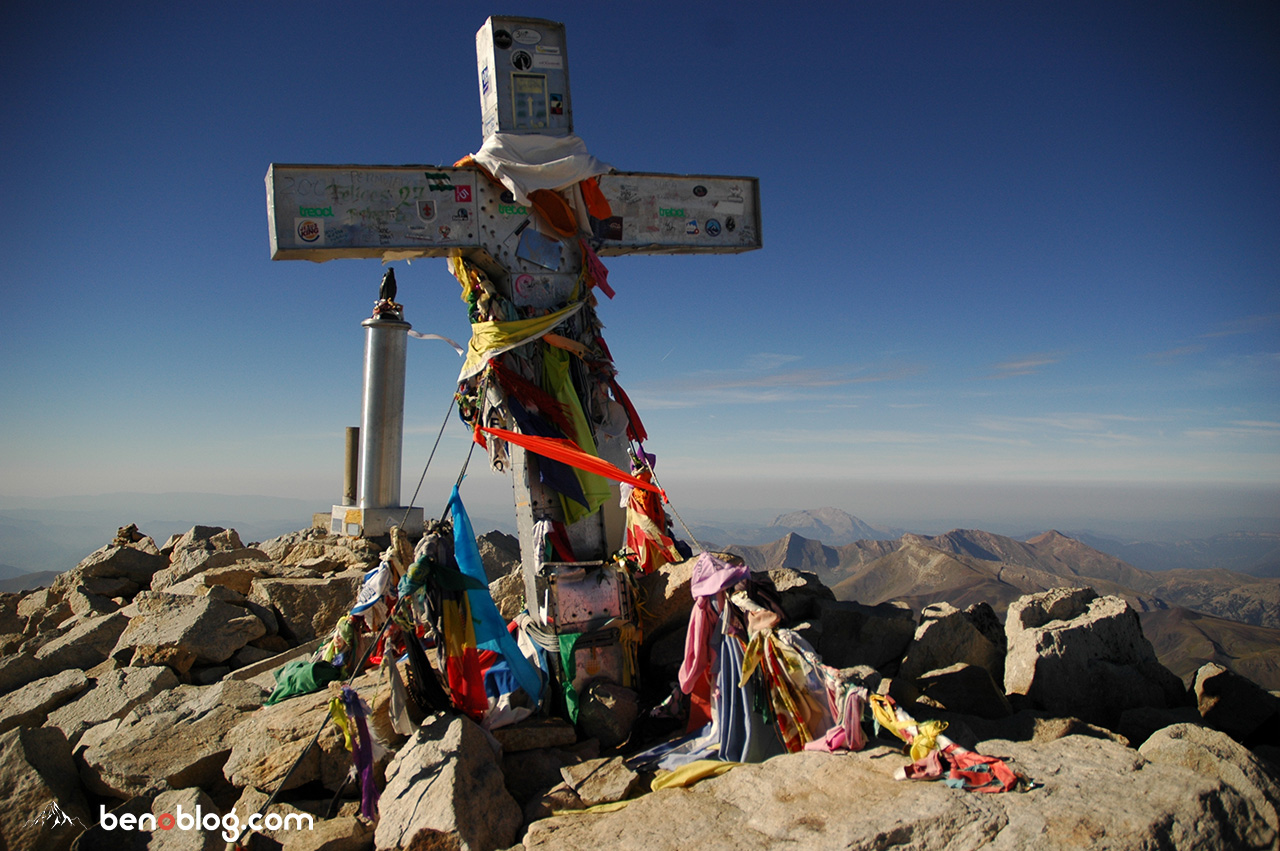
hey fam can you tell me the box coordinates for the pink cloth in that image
[678,597,718,695]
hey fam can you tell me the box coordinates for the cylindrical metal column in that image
[342,426,359,506]
[358,314,411,509]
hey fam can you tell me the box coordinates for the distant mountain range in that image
[722,519,1280,690]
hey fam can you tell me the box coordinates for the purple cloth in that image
[690,552,749,598]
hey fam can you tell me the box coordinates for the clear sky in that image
[2,1,1277,538]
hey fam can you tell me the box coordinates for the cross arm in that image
[266,164,761,262]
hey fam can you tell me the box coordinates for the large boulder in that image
[914,662,1012,720]
[815,598,915,671]
[0,726,92,851]
[1004,587,1186,728]
[374,712,521,851]
[523,735,1270,850]
[899,601,1005,685]
[110,592,266,673]
[247,570,364,644]
[1193,663,1280,746]
[1140,723,1280,848]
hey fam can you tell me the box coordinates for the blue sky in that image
[1,1,1277,537]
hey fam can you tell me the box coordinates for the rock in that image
[1116,705,1205,749]
[18,587,72,636]
[256,528,380,570]
[525,782,586,824]
[150,526,269,591]
[229,785,318,847]
[1140,723,1280,847]
[0,651,54,697]
[0,594,22,635]
[577,682,639,750]
[149,787,224,851]
[523,735,1268,850]
[914,662,1012,720]
[0,726,92,851]
[74,791,159,851]
[1193,662,1280,746]
[503,740,600,805]
[0,668,89,734]
[45,666,178,746]
[281,815,372,851]
[815,598,915,670]
[222,672,375,793]
[1004,587,1186,728]
[560,756,642,807]
[490,716,578,753]
[111,593,266,671]
[637,555,698,642]
[35,611,131,671]
[899,601,1005,685]
[79,682,260,799]
[477,529,522,582]
[488,567,525,621]
[53,544,167,597]
[64,584,121,618]
[248,570,364,643]
[374,713,521,851]
[768,567,836,623]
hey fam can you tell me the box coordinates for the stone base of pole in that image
[330,505,424,539]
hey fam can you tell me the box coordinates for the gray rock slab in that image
[1140,722,1280,847]
[0,726,91,851]
[111,592,266,669]
[374,712,520,851]
[44,666,178,746]
[35,611,131,671]
[248,571,364,643]
[0,668,88,735]
[525,734,1269,850]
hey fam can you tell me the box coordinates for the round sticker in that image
[511,50,533,71]
[297,219,321,243]
[493,30,512,50]
[512,28,542,45]
[706,218,722,237]
[693,185,707,197]
[514,274,534,295]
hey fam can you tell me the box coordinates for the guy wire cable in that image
[400,394,458,530]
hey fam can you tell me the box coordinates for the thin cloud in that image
[984,353,1063,380]
[1200,313,1280,339]
[1145,344,1206,364]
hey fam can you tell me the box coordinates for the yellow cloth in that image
[540,343,611,523]
[868,694,947,760]
[328,696,354,752]
[651,759,742,790]
[551,800,632,816]
[458,301,584,380]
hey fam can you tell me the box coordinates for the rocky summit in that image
[0,523,1278,851]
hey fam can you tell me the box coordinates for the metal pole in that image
[343,426,359,506]
[358,312,410,510]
